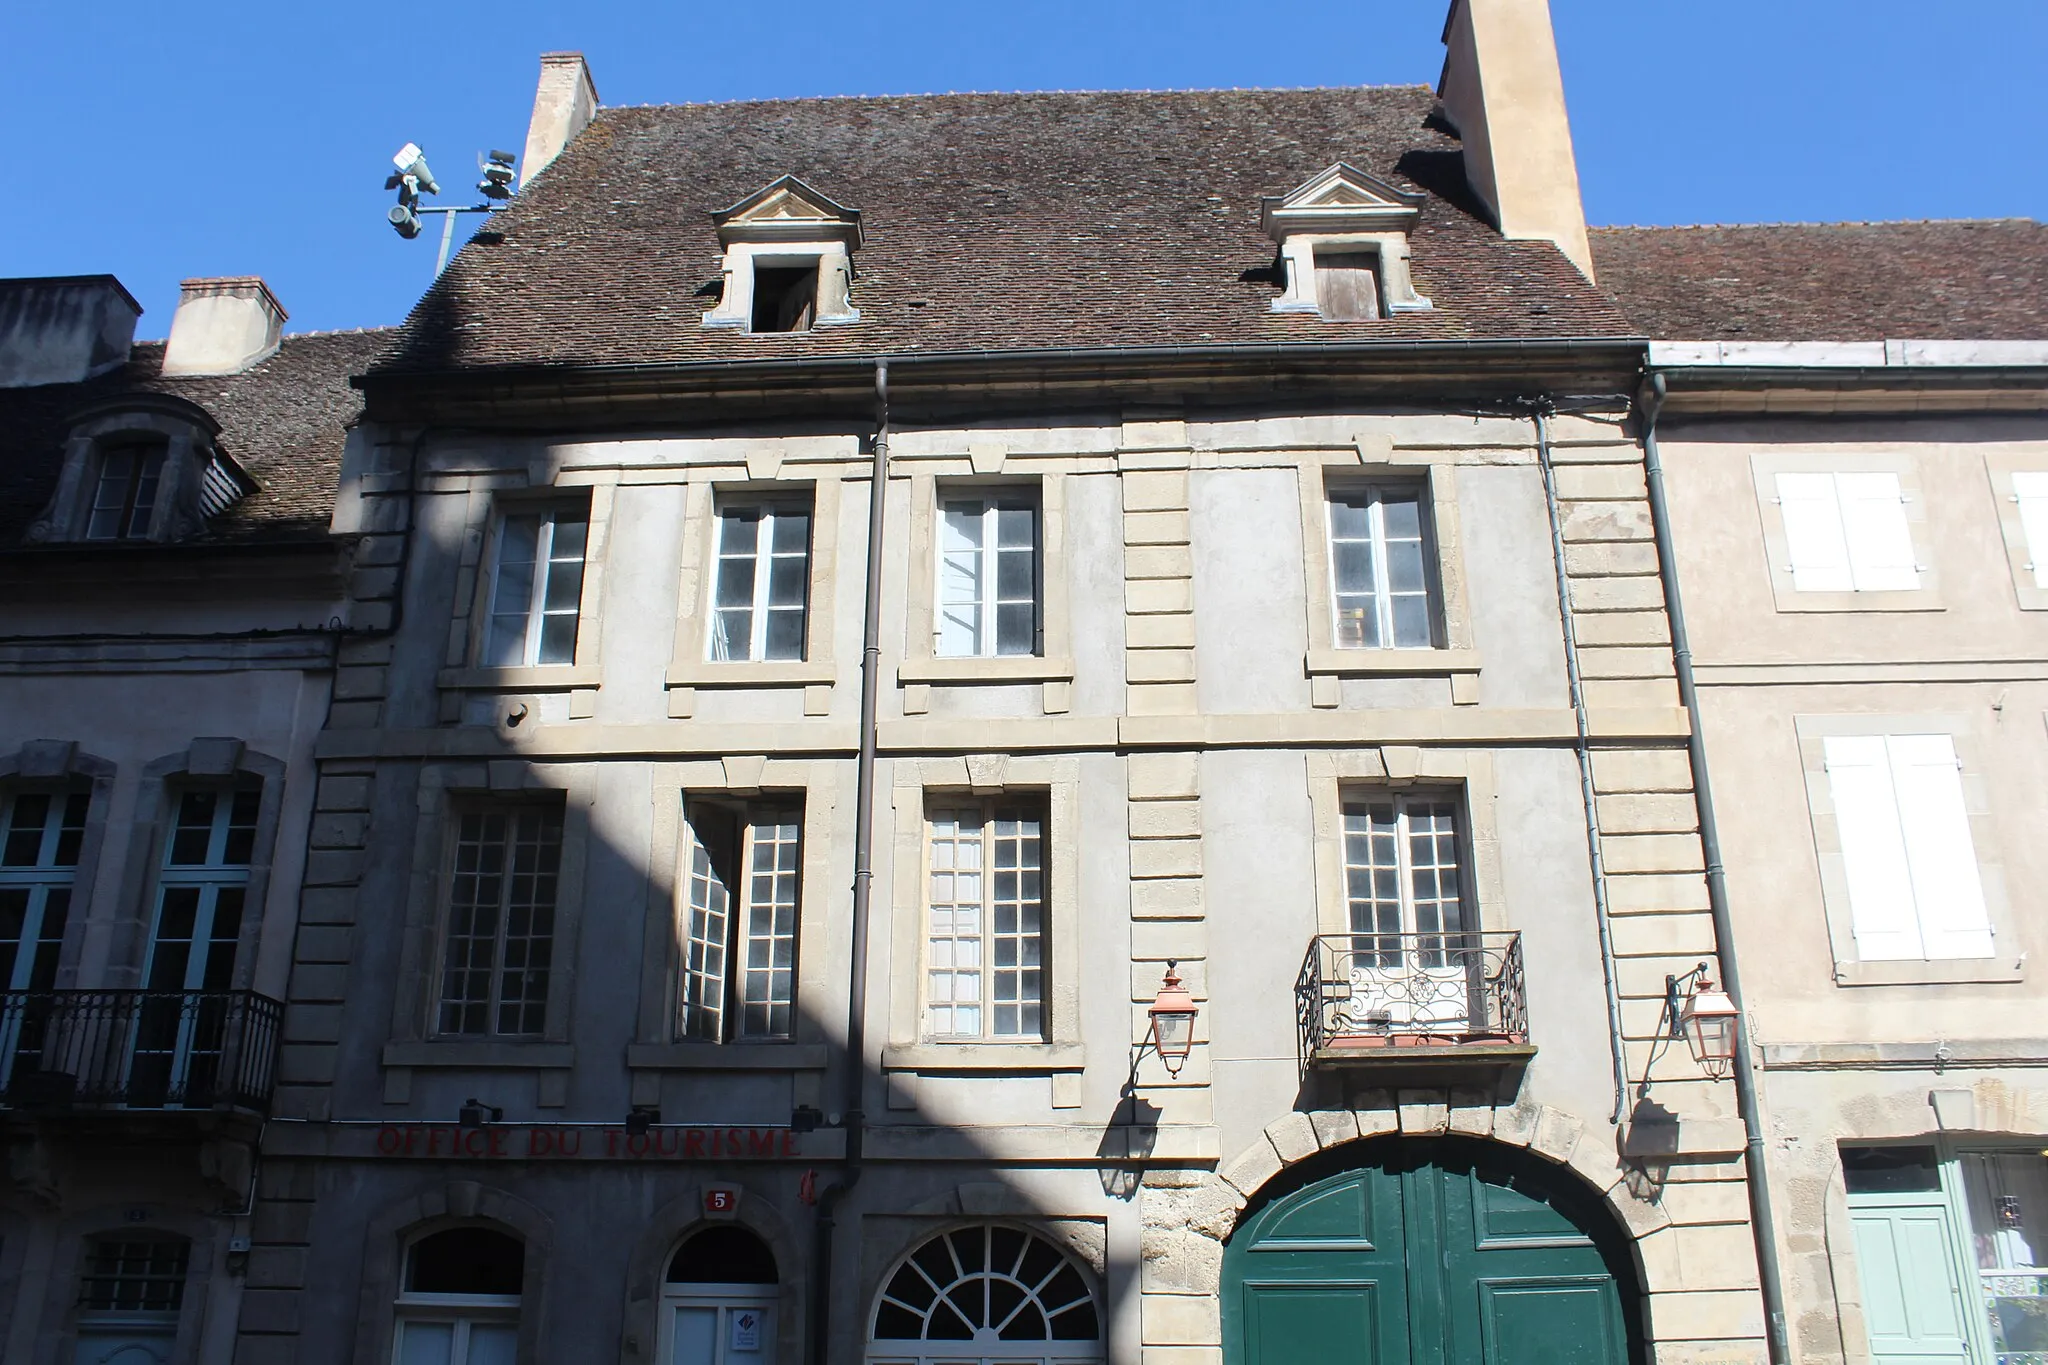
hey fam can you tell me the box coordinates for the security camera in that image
[391,142,439,197]
[388,204,422,239]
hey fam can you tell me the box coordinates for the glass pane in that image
[715,557,757,608]
[548,514,588,560]
[995,504,1034,548]
[1385,536,1427,593]
[1964,1152,2048,1269]
[466,1323,520,1365]
[543,562,583,612]
[3,794,50,865]
[1328,494,1370,540]
[1332,542,1374,594]
[770,509,809,554]
[670,1307,718,1365]
[1379,493,1422,540]
[1841,1145,1941,1195]
[536,614,579,666]
[767,557,807,608]
[995,603,1035,656]
[396,1320,456,1365]
[763,610,805,661]
[719,507,761,553]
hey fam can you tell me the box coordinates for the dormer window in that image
[1261,163,1432,319]
[701,175,862,333]
[85,438,168,541]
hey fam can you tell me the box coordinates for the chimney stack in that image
[520,52,599,188]
[0,276,141,388]
[161,277,287,377]
[1437,0,1595,281]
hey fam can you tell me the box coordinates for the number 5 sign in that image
[703,1183,742,1218]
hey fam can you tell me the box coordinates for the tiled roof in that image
[372,86,1633,375]
[0,328,391,547]
[1591,219,2048,342]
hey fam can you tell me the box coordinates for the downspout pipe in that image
[1530,402,1632,1126]
[1637,372,1791,1365]
[807,357,888,1365]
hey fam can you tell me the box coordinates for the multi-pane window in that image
[484,507,588,667]
[924,798,1045,1041]
[79,1236,190,1312]
[1328,485,1435,648]
[394,1227,523,1365]
[1343,794,1465,962]
[1822,734,1993,962]
[1,790,87,992]
[938,494,1039,658]
[707,501,812,662]
[678,802,801,1042]
[1775,471,1920,593]
[438,805,563,1036]
[85,440,168,541]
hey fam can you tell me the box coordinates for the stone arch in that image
[619,1183,806,1365]
[350,1179,554,1365]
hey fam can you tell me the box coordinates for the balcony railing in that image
[0,990,283,1114]
[1296,932,1530,1070]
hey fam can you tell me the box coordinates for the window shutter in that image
[1776,473,1854,592]
[2010,472,2048,588]
[1887,735,1995,960]
[1836,472,1919,591]
[1823,736,1923,960]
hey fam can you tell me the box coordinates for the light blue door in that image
[1849,1196,1974,1365]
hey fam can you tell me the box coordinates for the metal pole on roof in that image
[416,206,496,278]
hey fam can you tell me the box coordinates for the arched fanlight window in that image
[394,1226,524,1365]
[669,1225,778,1284]
[74,1232,191,1364]
[869,1225,1101,1363]
[661,1226,778,1365]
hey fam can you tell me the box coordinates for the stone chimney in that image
[0,276,142,388]
[1437,0,1595,281]
[161,277,287,377]
[520,52,599,188]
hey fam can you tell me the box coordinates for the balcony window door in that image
[1340,794,1471,1033]
[678,802,801,1043]
[0,790,88,1088]
[707,501,812,662]
[484,506,588,667]
[133,785,259,1104]
[923,798,1046,1041]
[937,494,1040,658]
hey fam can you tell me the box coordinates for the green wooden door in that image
[1845,1195,1974,1365]
[1225,1146,1631,1365]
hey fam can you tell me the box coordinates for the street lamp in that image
[1666,963,1740,1081]
[1145,961,1199,1078]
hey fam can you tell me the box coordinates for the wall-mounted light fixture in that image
[1145,961,1200,1078]
[625,1106,661,1136]
[1665,962,1740,1081]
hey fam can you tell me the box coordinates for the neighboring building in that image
[1595,220,2048,1365]
[0,275,387,1363]
[231,7,1773,1365]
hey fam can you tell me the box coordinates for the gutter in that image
[1637,372,1791,1365]
[807,357,888,1365]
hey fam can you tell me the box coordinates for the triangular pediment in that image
[1261,162,1424,240]
[712,175,862,248]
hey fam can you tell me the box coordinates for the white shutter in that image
[1776,473,1855,592]
[1888,735,1995,960]
[2010,472,2048,588]
[1823,735,1923,960]
[1837,471,1920,591]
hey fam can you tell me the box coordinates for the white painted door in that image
[662,1288,775,1365]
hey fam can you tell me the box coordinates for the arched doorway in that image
[660,1226,779,1365]
[1223,1137,1643,1365]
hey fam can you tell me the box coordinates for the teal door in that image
[1224,1144,1633,1365]
[1846,1197,1973,1365]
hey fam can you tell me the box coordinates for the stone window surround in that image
[381,763,591,1095]
[30,1206,225,1365]
[883,756,1085,1083]
[897,470,1076,712]
[1794,712,2021,987]
[619,1185,808,1365]
[626,757,839,1082]
[1269,232,1433,318]
[665,475,845,711]
[26,399,224,546]
[2,741,118,987]
[1293,447,1481,707]
[1749,450,1944,614]
[437,480,613,705]
[1305,748,1504,937]
[1982,450,2048,612]
[700,240,861,331]
[351,1185,553,1365]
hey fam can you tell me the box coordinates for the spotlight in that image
[458,1098,502,1129]
[790,1104,823,1133]
[477,149,517,201]
[625,1107,660,1136]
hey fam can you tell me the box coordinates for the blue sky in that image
[5,0,2042,336]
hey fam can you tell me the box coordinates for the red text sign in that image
[373,1125,802,1161]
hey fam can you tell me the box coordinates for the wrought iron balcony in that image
[1296,932,1534,1074]
[0,989,283,1115]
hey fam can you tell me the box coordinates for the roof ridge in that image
[132,325,401,347]
[1593,217,2040,233]
[596,83,1437,113]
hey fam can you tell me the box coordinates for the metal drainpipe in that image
[1530,402,1632,1126]
[1637,372,1791,1365]
[807,357,888,1365]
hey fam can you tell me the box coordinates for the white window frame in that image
[678,802,802,1043]
[1751,453,1942,613]
[481,504,590,668]
[1983,452,2048,611]
[659,1284,779,1365]
[706,499,813,663]
[0,788,87,992]
[1325,482,1440,651]
[936,494,1042,660]
[144,784,260,996]
[921,797,1048,1043]
[433,802,565,1039]
[1797,716,2018,986]
[867,1224,1103,1365]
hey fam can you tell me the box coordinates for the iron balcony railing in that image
[1296,931,1528,1065]
[0,989,283,1114]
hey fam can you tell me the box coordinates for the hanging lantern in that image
[1147,961,1199,1077]
[1676,974,1740,1080]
